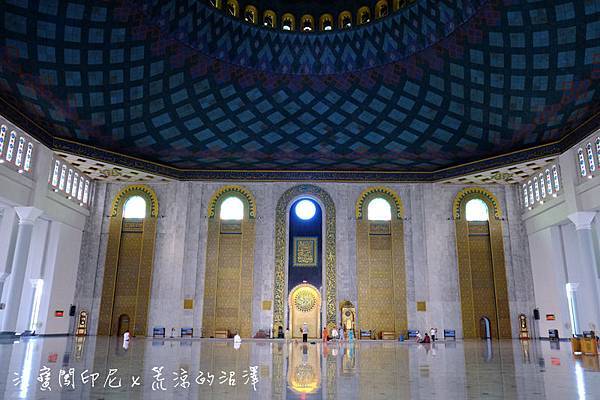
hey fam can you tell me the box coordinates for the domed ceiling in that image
[0,0,598,181]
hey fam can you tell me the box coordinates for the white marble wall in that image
[74,181,535,338]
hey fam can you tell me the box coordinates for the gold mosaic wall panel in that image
[355,187,407,337]
[98,185,158,336]
[202,186,256,338]
[453,187,511,339]
[273,185,336,330]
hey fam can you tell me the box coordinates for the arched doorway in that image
[117,314,130,336]
[273,185,337,336]
[289,284,321,339]
[479,316,491,339]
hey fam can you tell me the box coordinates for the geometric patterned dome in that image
[0,0,598,181]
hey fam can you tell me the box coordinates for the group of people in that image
[322,324,354,342]
[415,328,438,343]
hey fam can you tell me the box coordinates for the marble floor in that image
[0,337,598,399]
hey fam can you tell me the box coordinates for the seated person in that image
[416,331,423,342]
[233,332,242,344]
[421,333,431,343]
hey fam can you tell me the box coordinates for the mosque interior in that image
[0,0,599,398]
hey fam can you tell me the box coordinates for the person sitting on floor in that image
[421,333,431,343]
[234,332,242,344]
[416,330,423,342]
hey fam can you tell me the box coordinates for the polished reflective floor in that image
[0,337,599,399]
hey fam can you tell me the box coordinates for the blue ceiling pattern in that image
[0,0,599,181]
[144,0,484,74]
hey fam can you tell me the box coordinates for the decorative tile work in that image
[453,188,511,339]
[0,0,598,180]
[273,185,336,330]
[356,187,407,337]
[202,186,256,337]
[98,185,159,336]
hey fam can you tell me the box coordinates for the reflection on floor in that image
[0,337,598,399]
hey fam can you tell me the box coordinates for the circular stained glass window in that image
[295,199,316,220]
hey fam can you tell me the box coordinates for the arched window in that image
[51,160,60,186]
[578,148,587,177]
[301,15,314,31]
[24,143,33,171]
[338,11,352,29]
[528,181,534,205]
[65,169,74,193]
[587,143,596,173]
[367,197,392,221]
[357,7,371,24]
[123,196,147,218]
[15,137,25,167]
[319,14,333,31]
[282,13,295,30]
[59,164,67,190]
[83,180,90,204]
[77,176,85,200]
[552,165,560,191]
[220,196,244,220]
[375,0,389,18]
[6,131,16,161]
[465,199,489,221]
[533,177,540,202]
[263,10,276,28]
[539,173,546,199]
[244,5,257,23]
[71,172,79,196]
[596,137,600,165]
[545,169,553,194]
[0,125,6,157]
[225,0,238,17]
[522,184,529,208]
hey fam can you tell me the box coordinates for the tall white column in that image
[0,207,43,335]
[568,211,600,329]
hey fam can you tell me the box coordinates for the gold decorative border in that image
[453,187,502,220]
[98,184,159,336]
[202,186,256,337]
[207,185,256,219]
[355,186,404,219]
[453,187,511,339]
[355,186,407,337]
[109,184,159,217]
[292,237,318,267]
[273,185,336,330]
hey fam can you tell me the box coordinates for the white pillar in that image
[568,211,600,330]
[0,207,43,335]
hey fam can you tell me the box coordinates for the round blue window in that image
[295,199,316,220]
